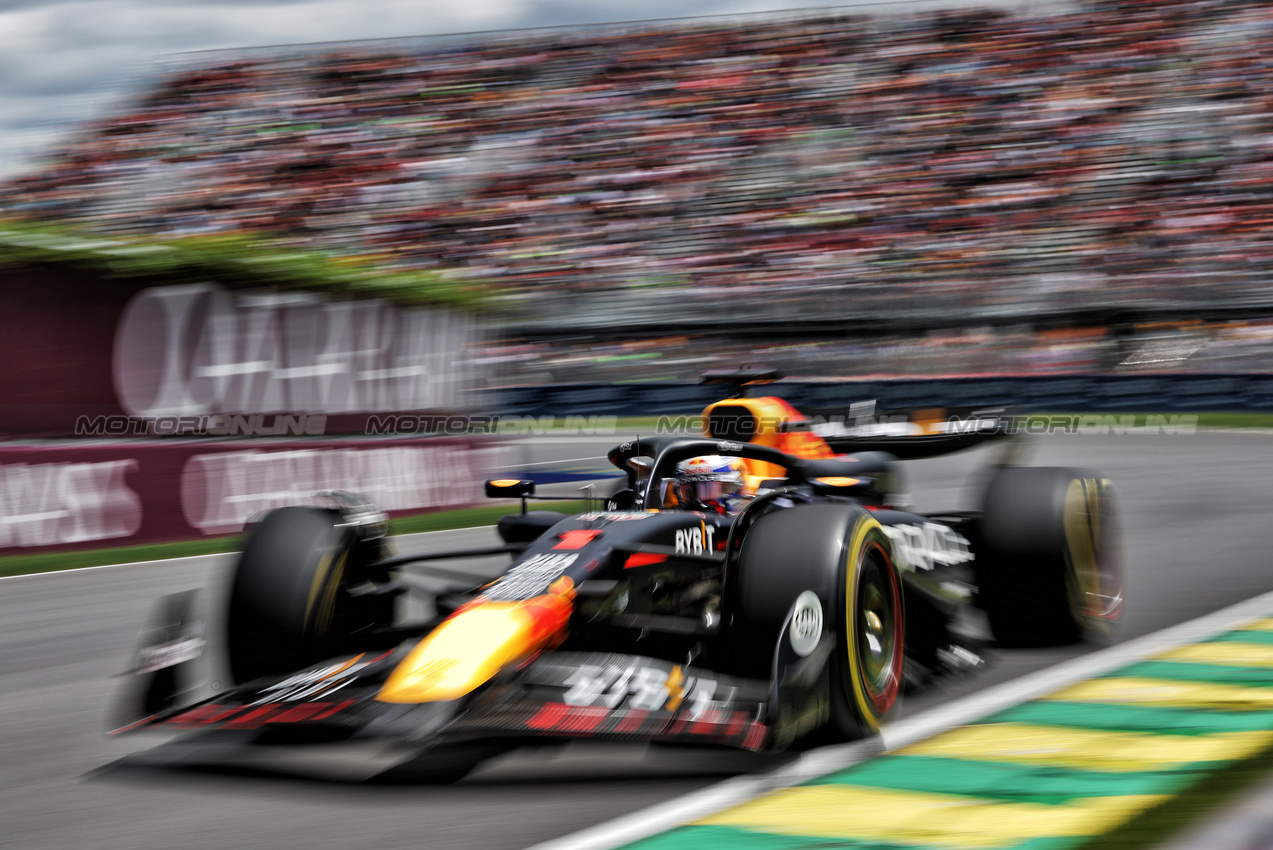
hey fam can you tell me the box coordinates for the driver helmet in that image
[672,455,746,514]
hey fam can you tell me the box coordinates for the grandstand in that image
[3,0,1273,380]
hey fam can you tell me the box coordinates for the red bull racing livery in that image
[114,374,1123,781]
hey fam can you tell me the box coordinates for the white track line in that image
[0,552,228,583]
[0,526,491,583]
[529,586,1273,850]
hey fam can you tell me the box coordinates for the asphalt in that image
[2,431,1272,850]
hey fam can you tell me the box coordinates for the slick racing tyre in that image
[734,503,904,740]
[225,506,393,684]
[976,467,1123,647]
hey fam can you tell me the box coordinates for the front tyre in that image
[734,503,903,740]
[225,506,393,684]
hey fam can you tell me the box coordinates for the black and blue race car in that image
[114,376,1123,780]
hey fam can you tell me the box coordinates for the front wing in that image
[115,645,772,752]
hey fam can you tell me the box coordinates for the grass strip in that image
[0,500,590,578]
[1178,412,1273,429]
[1083,734,1273,850]
[0,535,243,578]
[385,500,588,536]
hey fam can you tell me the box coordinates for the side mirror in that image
[485,478,535,499]
[604,489,636,511]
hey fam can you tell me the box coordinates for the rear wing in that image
[811,408,1014,460]
[822,429,1010,460]
[700,368,782,398]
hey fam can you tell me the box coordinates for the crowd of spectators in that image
[502,321,1273,383]
[496,326,1114,384]
[5,0,1273,342]
[490,318,1273,383]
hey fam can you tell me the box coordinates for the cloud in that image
[0,0,528,176]
[0,0,977,178]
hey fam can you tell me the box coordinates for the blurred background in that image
[4,0,1273,386]
[9,6,1273,847]
[3,0,1273,555]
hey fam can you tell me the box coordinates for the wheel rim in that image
[854,541,902,714]
[1064,478,1124,628]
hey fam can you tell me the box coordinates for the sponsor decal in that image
[518,702,763,747]
[180,442,518,535]
[674,524,715,555]
[0,460,142,548]
[554,529,603,550]
[113,283,481,418]
[165,700,357,730]
[135,635,205,675]
[487,553,578,601]
[562,663,721,718]
[883,522,974,572]
[788,591,823,657]
[252,653,383,704]
[392,657,461,691]
[577,511,651,522]
[624,552,668,569]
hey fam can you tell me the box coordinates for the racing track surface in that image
[2,432,1272,850]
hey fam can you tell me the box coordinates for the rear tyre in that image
[977,467,1123,647]
[734,503,903,741]
[225,506,393,684]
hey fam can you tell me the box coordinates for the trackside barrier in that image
[0,437,517,555]
[488,374,1273,418]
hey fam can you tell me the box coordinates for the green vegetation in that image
[1188,412,1273,429]
[1085,739,1273,850]
[0,217,487,309]
[0,500,591,579]
[1019,412,1273,429]
[0,535,242,578]
[386,500,590,535]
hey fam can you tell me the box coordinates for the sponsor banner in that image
[0,437,516,554]
[112,283,481,419]
[0,267,485,437]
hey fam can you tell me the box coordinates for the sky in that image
[0,0,1037,180]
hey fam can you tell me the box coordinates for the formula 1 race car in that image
[114,374,1123,779]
